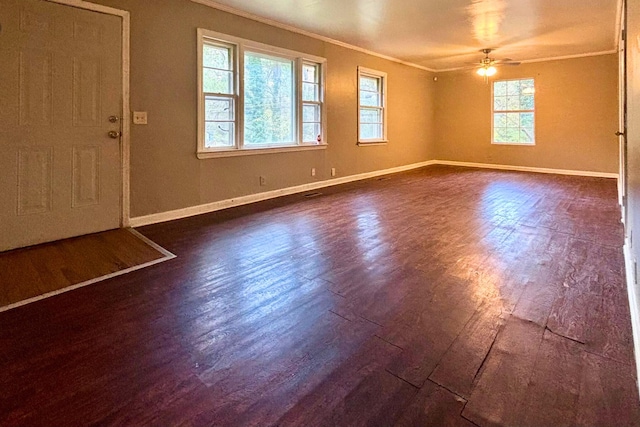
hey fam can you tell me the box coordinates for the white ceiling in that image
[194,0,622,71]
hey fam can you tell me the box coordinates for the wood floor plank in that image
[394,380,477,427]
[513,329,584,427]
[462,316,546,427]
[429,301,506,399]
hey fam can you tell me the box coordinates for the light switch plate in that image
[133,111,148,125]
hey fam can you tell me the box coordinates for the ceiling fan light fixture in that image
[476,65,496,77]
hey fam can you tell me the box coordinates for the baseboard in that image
[624,242,640,396]
[130,159,620,227]
[434,160,619,179]
[129,160,438,227]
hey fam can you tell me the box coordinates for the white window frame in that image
[491,78,536,146]
[197,28,327,158]
[357,66,387,145]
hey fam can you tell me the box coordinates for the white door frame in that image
[46,0,131,227]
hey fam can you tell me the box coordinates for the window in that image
[492,78,535,145]
[243,52,294,146]
[203,42,235,148]
[197,29,326,158]
[358,67,387,143]
[302,62,322,144]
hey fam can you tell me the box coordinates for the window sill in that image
[491,142,536,146]
[357,141,388,146]
[197,143,328,159]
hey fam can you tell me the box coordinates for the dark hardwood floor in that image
[1,165,638,426]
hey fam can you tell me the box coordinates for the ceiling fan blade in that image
[494,59,521,66]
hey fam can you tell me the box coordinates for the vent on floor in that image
[304,192,323,198]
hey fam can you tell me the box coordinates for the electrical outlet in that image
[331,168,336,177]
[311,168,316,177]
[259,175,266,186]
[133,111,148,125]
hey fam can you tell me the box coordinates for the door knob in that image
[108,130,121,139]
[108,115,120,123]
[616,131,625,137]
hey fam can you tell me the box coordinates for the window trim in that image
[357,66,388,144]
[197,28,327,158]
[491,77,536,146]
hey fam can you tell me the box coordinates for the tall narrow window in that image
[197,29,327,158]
[202,42,236,148]
[302,62,322,144]
[492,78,535,145]
[358,67,387,143]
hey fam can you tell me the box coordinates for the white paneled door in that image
[0,0,122,252]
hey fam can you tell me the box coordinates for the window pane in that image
[502,128,519,142]
[494,96,507,111]
[204,69,233,94]
[303,123,321,143]
[243,52,294,145]
[205,122,235,148]
[494,127,507,143]
[203,44,231,70]
[506,113,519,127]
[303,82,318,102]
[507,80,521,96]
[360,76,379,92]
[205,97,234,121]
[521,95,534,110]
[520,112,534,128]
[520,128,534,143]
[507,96,520,110]
[360,108,381,124]
[520,79,534,93]
[360,91,381,107]
[360,123,382,140]
[303,104,320,122]
[303,64,317,83]
[493,113,506,128]
[494,81,507,96]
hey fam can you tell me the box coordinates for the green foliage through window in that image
[244,53,294,145]
[492,78,535,144]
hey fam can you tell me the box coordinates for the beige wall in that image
[434,55,619,173]
[89,0,436,218]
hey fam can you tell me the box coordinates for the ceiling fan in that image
[474,48,521,78]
